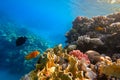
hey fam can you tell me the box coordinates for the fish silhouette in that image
[16,36,27,46]
[25,50,40,60]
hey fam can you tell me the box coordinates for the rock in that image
[85,50,101,64]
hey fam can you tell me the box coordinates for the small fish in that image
[95,26,104,31]
[16,36,27,46]
[25,50,40,60]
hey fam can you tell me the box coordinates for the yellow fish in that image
[95,26,104,31]
[25,50,40,60]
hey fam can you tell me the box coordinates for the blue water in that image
[0,0,118,45]
[0,0,119,80]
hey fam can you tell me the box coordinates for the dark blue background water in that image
[0,0,119,80]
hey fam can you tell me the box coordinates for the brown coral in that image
[65,12,120,55]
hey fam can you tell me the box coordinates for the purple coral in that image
[69,50,90,64]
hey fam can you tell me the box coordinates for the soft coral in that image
[69,50,90,64]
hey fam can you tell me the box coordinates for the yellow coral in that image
[65,56,78,78]
[46,52,55,68]
[21,45,96,80]
[76,71,85,79]
[99,58,120,78]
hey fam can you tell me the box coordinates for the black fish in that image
[16,36,27,46]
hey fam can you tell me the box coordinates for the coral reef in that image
[21,45,120,80]
[21,12,120,80]
[65,12,120,57]
[21,45,96,80]
[96,56,120,79]
[112,53,120,61]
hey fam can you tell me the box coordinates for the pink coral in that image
[69,50,90,64]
